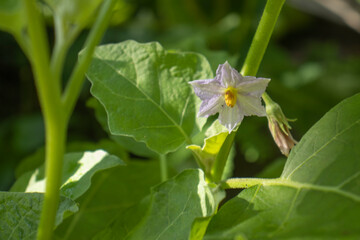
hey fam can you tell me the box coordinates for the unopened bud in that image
[264,95,297,157]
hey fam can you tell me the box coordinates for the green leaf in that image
[190,216,213,240]
[0,0,25,35]
[187,120,235,180]
[54,160,162,240]
[0,192,78,240]
[95,169,216,240]
[187,131,228,176]
[85,40,212,154]
[87,97,157,158]
[11,150,124,200]
[205,93,360,239]
[14,140,128,178]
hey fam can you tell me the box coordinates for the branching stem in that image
[23,0,117,239]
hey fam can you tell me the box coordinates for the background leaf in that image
[85,40,212,154]
[11,150,124,200]
[0,192,78,240]
[94,169,216,240]
[14,140,128,179]
[0,0,25,35]
[205,93,360,239]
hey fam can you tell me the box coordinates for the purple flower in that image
[189,61,270,132]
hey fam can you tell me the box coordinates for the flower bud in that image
[265,97,297,156]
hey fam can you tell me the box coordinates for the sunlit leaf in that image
[11,150,124,200]
[14,140,128,179]
[187,131,228,176]
[86,40,212,154]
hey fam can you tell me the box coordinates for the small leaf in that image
[11,150,124,200]
[0,192,78,240]
[186,120,232,177]
[86,40,212,154]
[95,169,216,240]
[205,93,360,239]
[190,216,213,240]
[187,132,228,176]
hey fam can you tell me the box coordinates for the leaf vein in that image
[94,52,192,144]
[285,119,360,179]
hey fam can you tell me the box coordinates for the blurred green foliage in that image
[1,0,359,190]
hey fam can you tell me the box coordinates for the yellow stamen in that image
[225,87,237,108]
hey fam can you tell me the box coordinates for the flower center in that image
[224,87,237,108]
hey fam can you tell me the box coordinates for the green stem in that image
[211,0,285,182]
[221,177,271,189]
[51,17,81,90]
[211,131,236,182]
[262,92,273,106]
[62,0,117,120]
[240,0,285,76]
[24,1,65,240]
[37,121,66,240]
[25,0,116,239]
[159,155,168,182]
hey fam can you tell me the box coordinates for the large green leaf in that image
[94,169,216,240]
[54,160,163,240]
[87,97,156,158]
[11,150,124,200]
[205,93,360,239]
[85,40,212,154]
[0,192,78,240]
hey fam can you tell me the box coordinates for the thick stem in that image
[212,0,285,182]
[37,121,66,240]
[24,1,65,240]
[62,0,117,120]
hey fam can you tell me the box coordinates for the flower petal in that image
[218,105,244,132]
[198,96,223,118]
[236,77,270,98]
[216,61,237,88]
[189,78,223,100]
[237,95,266,116]
[230,67,244,84]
